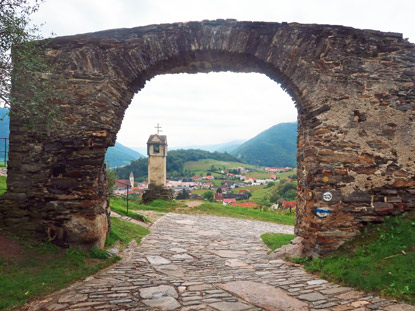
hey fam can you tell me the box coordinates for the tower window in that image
[153,144,160,153]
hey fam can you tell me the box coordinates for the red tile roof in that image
[283,201,296,209]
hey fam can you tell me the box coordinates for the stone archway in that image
[1,20,414,255]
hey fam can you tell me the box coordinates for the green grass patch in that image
[111,197,184,213]
[110,201,150,223]
[248,172,274,179]
[261,233,294,253]
[190,189,212,196]
[0,176,6,195]
[276,169,297,181]
[187,202,295,225]
[106,217,150,248]
[184,159,257,172]
[0,216,149,310]
[139,199,180,212]
[296,213,415,304]
[0,240,118,311]
[110,196,142,210]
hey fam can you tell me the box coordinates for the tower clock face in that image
[154,144,160,153]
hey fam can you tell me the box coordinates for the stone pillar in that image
[147,134,168,187]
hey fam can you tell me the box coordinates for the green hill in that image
[105,142,143,168]
[231,122,297,167]
[115,149,243,180]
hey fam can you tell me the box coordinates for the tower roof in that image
[147,134,167,145]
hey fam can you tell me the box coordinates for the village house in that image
[189,193,204,200]
[114,172,134,195]
[253,179,267,185]
[283,201,296,210]
[167,178,198,189]
[202,182,214,189]
[237,166,249,174]
[266,167,293,173]
[225,181,238,189]
[214,192,224,201]
[235,193,250,200]
[244,177,257,184]
[223,193,236,199]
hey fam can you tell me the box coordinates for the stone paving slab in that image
[21,213,413,311]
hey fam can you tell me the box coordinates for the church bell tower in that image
[147,125,167,187]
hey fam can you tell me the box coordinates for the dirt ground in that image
[184,200,204,208]
[0,234,24,260]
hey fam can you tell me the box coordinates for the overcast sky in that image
[31,0,415,149]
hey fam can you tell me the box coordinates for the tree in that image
[1,0,62,131]
[203,191,214,202]
[269,189,280,204]
[265,181,275,188]
[176,189,189,200]
[106,168,117,198]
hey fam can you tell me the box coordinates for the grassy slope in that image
[110,197,178,213]
[106,217,150,247]
[0,176,6,195]
[181,201,295,225]
[261,233,295,253]
[110,197,296,226]
[105,142,143,168]
[0,217,149,311]
[184,158,260,173]
[296,213,415,304]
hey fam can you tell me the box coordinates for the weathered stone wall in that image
[0,20,414,255]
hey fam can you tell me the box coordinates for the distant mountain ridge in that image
[231,122,297,167]
[129,139,245,155]
[106,142,144,168]
[115,149,243,180]
[173,140,246,153]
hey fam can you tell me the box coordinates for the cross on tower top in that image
[155,123,162,134]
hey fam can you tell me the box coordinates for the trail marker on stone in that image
[323,192,333,202]
[316,208,332,218]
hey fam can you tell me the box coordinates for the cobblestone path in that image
[24,214,412,311]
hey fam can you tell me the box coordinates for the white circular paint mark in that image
[323,192,333,202]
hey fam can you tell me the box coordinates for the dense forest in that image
[115,149,242,180]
